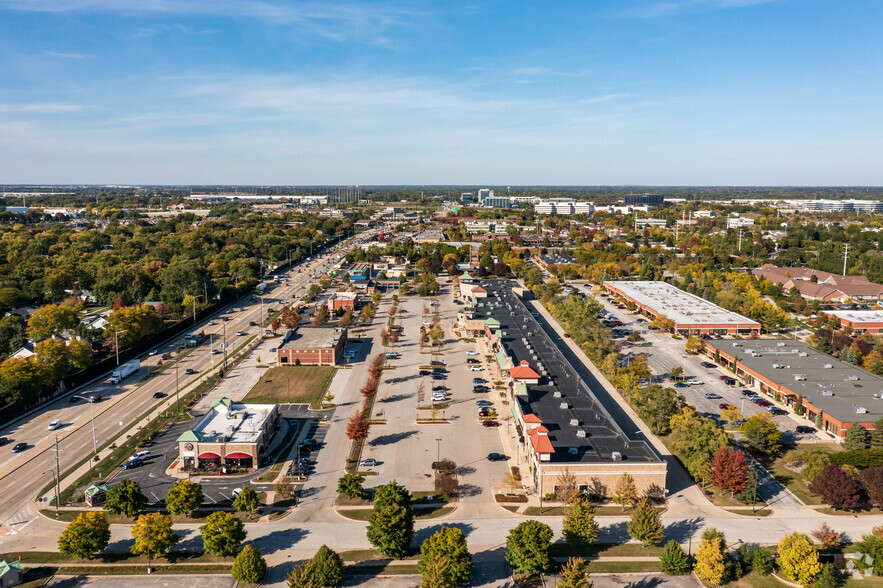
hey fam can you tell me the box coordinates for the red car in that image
[563,333,570,338]
[719,375,730,381]
[719,403,733,410]
[481,420,500,427]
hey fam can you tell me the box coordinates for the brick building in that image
[277,327,347,366]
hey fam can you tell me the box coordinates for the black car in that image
[472,378,486,384]
[700,361,716,368]
[769,408,788,416]
[153,392,165,399]
[741,389,756,396]
[68,396,80,403]
[430,360,445,366]
[123,458,143,469]
[796,425,816,434]
[487,453,508,462]
[419,370,432,376]
[473,386,489,393]
[11,442,27,453]
[0,437,8,446]
[432,367,446,373]
[432,386,448,391]
[300,438,317,450]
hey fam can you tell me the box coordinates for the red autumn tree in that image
[861,466,883,508]
[281,306,299,329]
[270,318,281,333]
[346,410,369,441]
[710,446,749,495]
[813,465,861,510]
[360,379,378,399]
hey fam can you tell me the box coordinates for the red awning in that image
[198,452,221,459]
[225,452,252,460]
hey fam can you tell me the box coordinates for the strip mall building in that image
[702,339,880,437]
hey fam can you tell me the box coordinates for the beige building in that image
[176,398,280,473]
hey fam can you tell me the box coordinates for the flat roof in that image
[604,280,760,327]
[708,338,883,424]
[279,327,345,350]
[477,281,660,464]
[192,400,276,444]
[824,310,883,324]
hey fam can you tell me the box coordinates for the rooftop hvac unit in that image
[849,375,860,381]
[822,390,834,396]
[611,452,623,461]
[824,364,833,369]
[569,418,579,426]
[553,391,562,398]
[560,402,570,409]
[576,428,587,438]
[799,352,809,357]
[857,406,869,414]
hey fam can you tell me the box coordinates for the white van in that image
[48,419,62,431]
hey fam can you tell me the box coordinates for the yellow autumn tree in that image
[694,537,726,586]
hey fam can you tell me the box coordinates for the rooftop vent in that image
[822,390,834,396]
[553,391,562,398]
[569,418,579,426]
[560,402,570,410]
[611,451,623,461]
[857,406,869,414]
[824,364,833,369]
[850,375,861,381]
[576,428,587,438]
[568,447,578,456]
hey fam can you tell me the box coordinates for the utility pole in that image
[174,360,180,414]
[738,228,743,252]
[53,436,61,517]
[843,243,850,275]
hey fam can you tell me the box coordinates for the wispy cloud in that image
[622,0,782,18]
[581,93,628,104]
[43,51,90,59]
[0,103,88,113]
[513,67,588,78]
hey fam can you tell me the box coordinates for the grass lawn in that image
[588,561,662,573]
[757,453,820,505]
[42,506,265,524]
[730,572,787,588]
[523,505,665,517]
[338,549,421,562]
[552,543,664,558]
[343,564,421,576]
[724,508,773,517]
[0,551,232,566]
[56,564,231,575]
[338,506,455,521]
[244,366,336,407]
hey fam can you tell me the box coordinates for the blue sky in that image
[0,0,880,185]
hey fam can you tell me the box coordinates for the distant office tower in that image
[477,188,494,202]
[624,194,664,207]
[534,199,595,215]
[461,192,475,204]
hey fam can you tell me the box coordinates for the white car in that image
[432,394,447,401]
[359,458,377,467]
[469,366,484,371]
[688,379,704,385]
[466,351,478,356]
[148,349,158,356]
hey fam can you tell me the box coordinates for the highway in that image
[0,229,376,532]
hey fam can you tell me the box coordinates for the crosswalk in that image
[3,505,36,535]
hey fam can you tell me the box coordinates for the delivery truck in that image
[111,359,140,384]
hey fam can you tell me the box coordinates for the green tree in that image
[418,527,473,588]
[660,540,690,575]
[287,558,319,588]
[694,537,726,586]
[778,532,822,585]
[813,563,842,588]
[751,546,774,575]
[635,385,684,435]
[505,520,554,575]
[57,512,111,559]
[844,425,872,451]
[627,498,664,547]
[103,479,148,517]
[27,303,80,340]
[165,480,204,517]
[131,513,180,558]
[200,511,246,557]
[233,486,261,519]
[557,557,592,588]
[311,545,343,587]
[33,337,72,384]
[366,480,414,559]
[611,473,639,510]
[232,545,267,583]
[669,407,731,485]
[562,497,599,548]
[104,304,162,347]
[337,473,369,500]
[740,412,782,454]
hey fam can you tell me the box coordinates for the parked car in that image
[466,351,478,356]
[473,386,489,393]
[769,408,788,416]
[487,453,508,461]
[466,358,480,364]
[796,425,816,434]
[476,400,492,406]
[723,378,736,386]
[123,458,143,469]
[481,420,500,427]
[419,370,432,376]
[469,366,484,371]
[11,442,27,453]
[741,390,757,397]
[674,382,689,388]
[472,378,486,384]
[719,375,730,381]
[359,458,378,467]
[719,403,733,410]
[300,439,317,450]
[704,392,722,399]
[700,361,716,368]
[688,379,704,385]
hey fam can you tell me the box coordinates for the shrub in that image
[660,540,690,575]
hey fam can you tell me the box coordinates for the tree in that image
[311,545,343,587]
[287,558,320,588]
[740,412,782,454]
[367,480,414,559]
[66,337,93,369]
[556,467,579,506]
[778,532,822,585]
[660,540,690,575]
[669,407,730,485]
[131,513,180,558]
[103,479,148,517]
[33,337,72,383]
[337,473,369,500]
[346,410,370,441]
[232,545,267,583]
[281,305,300,329]
[685,335,705,354]
[694,537,726,586]
[811,465,861,509]
[711,447,749,495]
[720,405,743,427]
[233,486,261,519]
[862,466,883,507]
[814,563,842,588]
[751,546,774,575]
[311,305,329,327]
[648,314,675,331]
[611,473,638,510]
[165,480,204,517]
[845,425,872,451]
[418,526,473,588]
[57,512,111,559]
[811,523,842,549]
[200,511,246,556]
[505,520,554,575]
[104,304,162,348]
[635,385,684,435]
[27,303,80,340]
[557,557,591,588]
[562,497,599,548]
[627,498,664,547]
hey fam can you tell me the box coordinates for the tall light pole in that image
[74,395,99,481]
[192,294,203,325]
[174,359,180,414]
[113,329,129,366]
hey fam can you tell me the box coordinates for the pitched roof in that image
[509,360,541,380]
[522,413,542,423]
[177,430,203,443]
[0,560,22,576]
[85,484,108,497]
[210,397,233,410]
[527,427,555,453]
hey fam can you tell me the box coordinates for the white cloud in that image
[0,103,87,113]
[622,0,783,18]
[43,51,90,59]
[580,93,628,104]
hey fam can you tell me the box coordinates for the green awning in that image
[515,382,528,396]
[85,484,108,497]
[484,318,501,327]
[496,350,511,369]
[177,430,203,443]
[210,397,233,410]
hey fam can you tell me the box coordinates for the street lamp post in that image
[174,359,180,415]
[113,329,130,366]
[192,294,203,325]
[73,395,99,480]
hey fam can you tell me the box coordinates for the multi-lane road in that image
[0,230,376,534]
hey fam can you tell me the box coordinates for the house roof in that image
[0,560,22,576]
[527,427,555,453]
[177,430,203,443]
[509,360,541,380]
[522,413,542,423]
[85,484,108,497]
